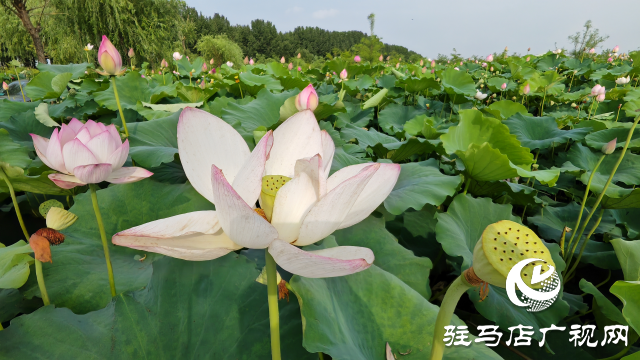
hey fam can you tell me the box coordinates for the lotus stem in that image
[565,208,604,281]
[90,184,116,297]
[13,67,25,102]
[540,90,546,116]
[0,168,50,305]
[430,275,473,360]
[111,77,129,137]
[564,114,640,277]
[563,154,605,263]
[265,249,281,360]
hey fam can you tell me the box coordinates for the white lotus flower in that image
[113,106,400,278]
[615,76,630,85]
[475,90,488,100]
[226,61,234,67]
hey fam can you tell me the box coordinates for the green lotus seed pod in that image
[260,175,291,222]
[472,220,555,289]
[39,199,64,218]
[46,207,78,231]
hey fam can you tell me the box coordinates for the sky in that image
[185,0,639,58]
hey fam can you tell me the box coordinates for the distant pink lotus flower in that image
[608,57,613,63]
[490,67,494,72]
[431,60,436,67]
[141,74,145,78]
[173,52,182,61]
[31,119,152,189]
[501,83,507,90]
[288,63,293,70]
[354,55,361,63]
[589,48,595,54]
[591,85,602,96]
[128,48,135,58]
[209,69,216,74]
[396,63,400,69]
[296,84,319,111]
[379,54,384,61]
[281,57,286,64]
[486,54,494,62]
[210,58,214,65]
[202,63,207,72]
[613,45,619,53]
[2,82,8,91]
[460,61,463,65]
[454,67,460,71]
[97,36,124,76]
[422,67,426,73]
[482,63,487,68]
[297,53,301,59]
[249,58,255,65]
[526,56,530,62]
[200,80,206,89]
[523,83,530,95]
[298,66,302,71]
[340,69,347,80]
[420,59,424,66]
[431,69,435,74]
[161,59,169,68]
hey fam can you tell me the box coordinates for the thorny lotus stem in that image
[265,249,281,360]
[566,209,604,281]
[13,67,25,102]
[90,184,116,297]
[563,154,605,263]
[430,275,473,360]
[111,77,129,137]
[564,114,640,278]
[0,168,50,305]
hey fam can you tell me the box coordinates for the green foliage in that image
[195,34,244,68]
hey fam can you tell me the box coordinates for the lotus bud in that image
[523,83,530,95]
[460,61,463,65]
[249,58,255,65]
[243,56,249,65]
[173,52,182,61]
[527,47,531,51]
[199,79,206,89]
[596,92,605,102]
[295,84,319,112]
[490,66,494,72]
[128,48,135,58]
[472,220,556,289]
[447,60,449,63]
[613,45,619,53]
[486,54,493,62]
[202,63,207,72]
[340,69,347,79]
[46,207,78,231]
[161,59,168,68]
[526,56,530,62]
[501,83,507,90]
[591,84,602,96]
[395,63,400,69]
[288,63,293,70]
[482,62,487,68]
[602,138,616,155]
[608,57,613,63]
[505,46,508,51]
[571,103,577,108]
[589,48,595,54]
[354,55,361,63]
[210,58,214,65]
[2,82,8,91]
[420,59,424,66]
[431,69,435,74]
[296,53,301,59]
[549,101,554,106]
[422,67,426,73]
[297,66,301,71]
[280,56,285,64]
[98,35,123,75]
[399,58,402,61]
[454,67,460,71]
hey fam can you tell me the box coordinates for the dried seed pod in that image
[472,220,555,289]
[35,228,65,245]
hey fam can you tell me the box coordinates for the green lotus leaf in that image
[33,103,59,127]
[37,63,93,79]
[127,111,180,168]
[362,88,388,109]
[527,202,616,241]
[175,56,205,77]
[21,181,215,314]
[25,72,72,101]
[580,279,628,325]
[440,67,477,97]
[239,72,283,94]
[340,123,397,149]
[2,255,314,359]
[400,76,440,93]
[603,189,640,209]
[621,98,640,118]
[435,194,521,269]
[94,72,178,111]
[586,128,640,151]
[611,239,640,281]
[0,165,71,195]
[610,281,640,336]
[222,88,297,138]
[0,288,41,323]
[487,77,516,93]
[504,113,591,150]
[0,241,34,289]
[344,74,374,91]
[0,100,41,124]
[486,100,528,120]
[377,103,425,135]
[384,159,462,215]
[0,129,31,169]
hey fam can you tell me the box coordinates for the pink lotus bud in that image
[200,80,206,89]
[339,69,347,79]
[2,82,8,91]
[422,67,426,73]
[202,63,207,72]
[447,60,450,63]
[431,60,436,67]
[379,54,384,61]
[128,48,135,58]
[486,54,494,62]
[420,59,424,66]
[209,69,216,74]
[460,61,463,65]
[602,138,616,154]
[297,53,301,59]
[386,56,390,61]
[281,57,286,64]
[210,58,214,65]
[354,55,361,63]
[523,83,530,95]
[173,52,182,61]
[431,69,435,74]
[608,57,613,63]
[295,84,319,111]
[395,63,400,69]
[399,58,402,61]
[243,56,249,65]
[141,74,145,78]
[31,120,152,189]
[249,58,254,65]
[598,86,606,95]
[98,36,123,75]
[454,67,460,71]
[591,84,602,96]
[187,56,190,61]
[482,62,487,68]
[161,59,168,68]
[613,45,619,53]
[298,66,301,71]
[288,63,293,70]
[151,70,155,74]
[505,46,508,51]
[501,83,507,90]
[490,66,494,72]
[528,47,531,51]
[589,48,595,54]
[526,56,530,62]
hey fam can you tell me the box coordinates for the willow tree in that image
[0,0,53,62]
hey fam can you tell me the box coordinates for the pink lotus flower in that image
[613,45,619,53]
[482,63,487,68]
[354,55,361,63]
[209,69,216,74]
[454,67,460,71]
[2,82,7,91]
[297,53,301,59]
[422,67,426,73]
[200,80,206,89]
[296,84,319,111]
[589,48,595,54]
[161,59,169,68]
[490,67,494,72]
[602,138,616,154]
[128,48,134,58]
[173,52,182,61]
[97,36,124,76]
[431,69,435,74]
[591,84,602,96]
[379,54,384,61]
[608,57,613,63]
[431,60,436,67]
[460,61,463,65]
[31,119,152,189]
[420,59,424,66]
[281,56,286,64]
[523,83,530,95]
[210,58,214,65]
[596,86,606,102]
[526,56,530,62]
[112,107,400,278]
[340,69,347,79]
[298,66,302,71]
[202,63,207,72]
[288,63,293,71]
[501,83,507,90]
[249,58,255,65]
[486,54,494,62]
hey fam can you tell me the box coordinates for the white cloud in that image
[312,9,339,19]
[286,6,303,14]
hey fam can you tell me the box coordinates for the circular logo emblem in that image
[506,258,561,312]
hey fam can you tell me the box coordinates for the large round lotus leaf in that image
[0,255,315,360]
[610,239,640,281]
[504,113,591,150]
[440,67,477,97]
[610,281,640,335]
[94,72,178,111]
[487,77,516,93]
[585,128,640,151]
[486,100,528,120]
